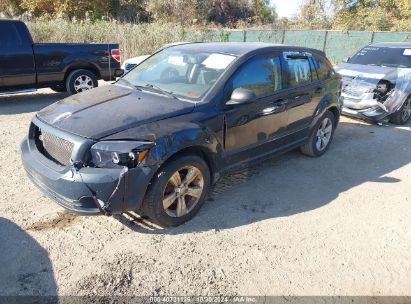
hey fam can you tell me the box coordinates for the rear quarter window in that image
[0,23,23,47]
[313,55,334,80]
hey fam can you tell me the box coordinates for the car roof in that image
[169,42,325,57]
[0,19,22,23]
[369,42,411,48]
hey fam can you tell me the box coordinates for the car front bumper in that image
[341,106,389,123]
[21,135,156,215]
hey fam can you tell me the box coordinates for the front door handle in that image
[262,106,278,115]
[260,100,286,115]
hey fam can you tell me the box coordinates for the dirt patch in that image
[1,87,411,296]
[27,212,80,231]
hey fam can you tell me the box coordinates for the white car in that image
[121,42,193,74]
[335,42,411,125]
[121,55,150,74]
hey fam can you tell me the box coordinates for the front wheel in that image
[300,110,336,157]
[390,97,411,125]
[66,69,98,95]
[142,154,210,227]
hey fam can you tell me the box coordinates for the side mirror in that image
[342,57,350,63]
[226,88,256,106]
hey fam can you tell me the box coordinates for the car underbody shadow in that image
[114,212,165,233]
[117,119,411,234]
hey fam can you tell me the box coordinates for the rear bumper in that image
[102,68,124,81]
[21,137,155,215]
[100,60,123,82]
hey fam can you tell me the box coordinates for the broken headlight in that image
[374,79,393,101]
[90,141,154,168]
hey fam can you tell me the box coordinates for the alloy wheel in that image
[74,75,94,93]
[162,166,205,218]
[316,117,333,151]
[401,99,411,122]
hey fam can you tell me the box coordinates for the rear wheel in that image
[300,110,336,157]
[66,69,98,95]
[142,154,210,227]
[390,97,411,125]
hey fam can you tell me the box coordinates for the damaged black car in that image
[336,42,411,124]
[21,43,341,226]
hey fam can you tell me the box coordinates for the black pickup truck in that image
[0,19,123,95]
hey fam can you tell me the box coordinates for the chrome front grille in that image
[36,128,74,166]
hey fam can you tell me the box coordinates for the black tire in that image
[300,110,336,157]
[142,154,210,227]
[66,69,98,95]
[390,97,411,125]
[50,85,66,93]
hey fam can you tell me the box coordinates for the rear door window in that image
[283,52,312,87]
[0,23,23,47]
[231,55,282,97]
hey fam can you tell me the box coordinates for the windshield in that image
[122,48,237,100]
[348,46,411,68]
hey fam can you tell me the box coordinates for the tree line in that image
[0,0,410,31]
[294,0,410,31]
[0,0,277,24]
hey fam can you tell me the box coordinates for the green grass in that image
[27,19,230,61]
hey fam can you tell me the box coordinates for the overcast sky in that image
[271,0,301,18]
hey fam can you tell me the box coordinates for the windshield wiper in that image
[118,78,142,91]
[143,84,179,100]
[380,63,399,68]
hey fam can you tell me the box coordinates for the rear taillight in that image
[111,49,121,62]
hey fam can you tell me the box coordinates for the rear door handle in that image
[287,94,310,108]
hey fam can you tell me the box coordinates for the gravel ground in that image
[0,87,410,297]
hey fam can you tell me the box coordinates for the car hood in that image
[37,84,195,139]
[335,63,398,83]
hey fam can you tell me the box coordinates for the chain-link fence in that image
[184,29,411,64]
